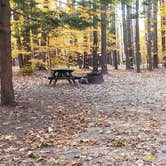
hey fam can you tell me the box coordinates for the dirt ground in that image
[0,69,166,165]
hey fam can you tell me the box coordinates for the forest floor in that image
[0,69,166,165]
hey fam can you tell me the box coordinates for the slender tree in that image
[126,5,134,69]
[112,44,118,70]
[121,3,130,69]
[160,0,166,55]
[0,0,15,106]
[92,2,99,72]
[147,0,153,71]
[135,0,141,73]
[101,4,108,74]
[153,0,158,68]
[13,0,36,66]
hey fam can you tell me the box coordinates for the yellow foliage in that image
[10,0,166,68]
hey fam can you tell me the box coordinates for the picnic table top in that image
[51,68,74,72]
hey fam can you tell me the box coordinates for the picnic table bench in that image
[48,68,82,85]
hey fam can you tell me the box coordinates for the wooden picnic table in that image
[48,68,79,85]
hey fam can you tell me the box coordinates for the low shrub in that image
[20,65,35,74]
[30,59,46,70]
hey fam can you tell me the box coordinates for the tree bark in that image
[22,30,31,65]
[101,5,108,74]
[121,4,130,70]
[147,0,153,71]
[0,0,15,106]
[127,5,134,69]
[83,33,89,69]
[93,31,98,72]
[160,0,166,55]
[113,50,118,70]
[83,51,89,68]
[153,1,158,68]
[135,0,141,73]
[92,2,99,73]
[17,35,24,68]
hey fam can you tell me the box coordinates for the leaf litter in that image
[0,69,166,165]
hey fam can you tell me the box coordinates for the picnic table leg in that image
[53,72,61,85]
[67,79,72,84]
[63,72,73,84]
[72,78,76,85]
[53,78,58,85]
[49,79,53,85]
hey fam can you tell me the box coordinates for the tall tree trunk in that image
[135,0,141,73]
[82,33,89,68]
[127,5,134,69]
[153,1,159,68]
[22,26,32,65]
[113,50,118,70]
[101,5,108,74]
[122,4,130,69]
[0,0,15,106]
[83,51,89,68]
[0,60,1,74]
[17,35,24,68]
[93,31,98,72]
[147,0,153,71]
[92,3,99,73]
[160,0,166,55]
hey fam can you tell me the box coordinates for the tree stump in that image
[162,56,166,68]
[86,72,104,84]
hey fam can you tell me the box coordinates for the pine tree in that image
[121,3,130,69]
[0,0,15,106]
[147,0,153,71]
[101,4,108,73]
[92,2,99,72]
[153,0,158,68]
[135,0,141,73]
[126,5,134,69]
[160,0,166,55]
